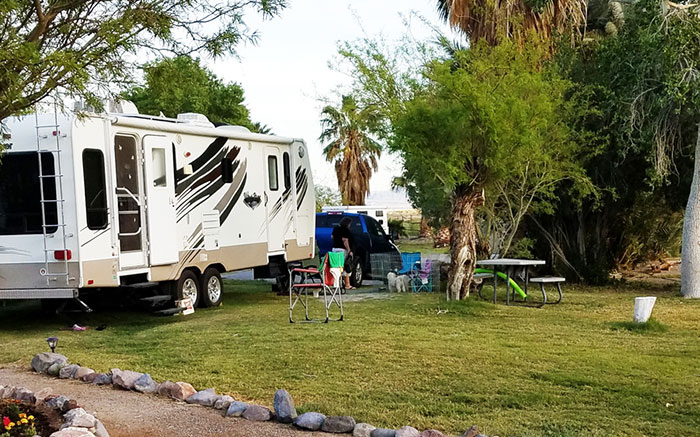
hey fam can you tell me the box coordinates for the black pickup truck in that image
[315,211,401,286]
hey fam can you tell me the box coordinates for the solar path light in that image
[46,336,58,353]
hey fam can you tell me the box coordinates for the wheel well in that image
[181,266,202,279]
[207,263,226,274]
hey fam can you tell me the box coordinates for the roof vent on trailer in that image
[177,112,214,128]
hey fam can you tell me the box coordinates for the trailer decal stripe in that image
[175,137,228,190]
[80,228,110,247]
[181,146,236,196]
[269,185,292,221]
[177,178,226,220]
[295,166,308,210]
[176,149,243,221]
[219,174,247,225]
[176,147,229,197]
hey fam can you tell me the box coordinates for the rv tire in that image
[200,268,223,307]
[176,270,200,308]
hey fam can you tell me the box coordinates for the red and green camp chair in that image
[289,252,345,323]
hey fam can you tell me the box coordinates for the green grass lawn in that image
[1,281,699,436]
[397,241,449,255]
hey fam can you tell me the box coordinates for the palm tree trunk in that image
[447,185,485,300]
[681,122,700,298]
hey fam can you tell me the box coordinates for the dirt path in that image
[0,366,332,437]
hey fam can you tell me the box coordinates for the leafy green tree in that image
[0,0,286,121]
[125,56,254,128]
[532,0,699,284]
[315,185,342,213]
[399,42,592,299]
[319,95,382,206]
[338,38,593,299]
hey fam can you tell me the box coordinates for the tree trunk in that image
[419,216,433,238]
[681,122,700,298]
[447,185,485,300]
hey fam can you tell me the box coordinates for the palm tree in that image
[319,96,382,206]
[436,0,588,46]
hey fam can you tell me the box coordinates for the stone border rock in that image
[29,353,489,437]
[0,381,109,437]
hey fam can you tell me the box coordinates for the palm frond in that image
[319,95,383,205]
[436,0,588,46]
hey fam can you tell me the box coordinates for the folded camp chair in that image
[398,252,421,275]
[289,252,345,323]
[409,259,433,292]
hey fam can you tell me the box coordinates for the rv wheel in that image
[200,268,223,307]
[177,270,200,308]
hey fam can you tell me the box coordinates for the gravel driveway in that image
[0,366,333,437]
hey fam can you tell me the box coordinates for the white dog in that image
[387,272,410,293]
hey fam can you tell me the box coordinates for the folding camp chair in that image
[409,258,433,292]
[289,252,345,323]
[398,252,421,275]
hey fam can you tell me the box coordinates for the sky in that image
[208,0,456,207]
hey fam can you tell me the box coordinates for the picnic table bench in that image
[475,258,564,307]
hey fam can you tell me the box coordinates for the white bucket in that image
[633,296,657,323]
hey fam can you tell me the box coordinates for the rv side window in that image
[0,152,58,235]
[151,148,167,187]
[283,152,291,190]
[82,149,108,230]
[267,155,279,191]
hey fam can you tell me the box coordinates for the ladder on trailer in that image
[35,108,73,286]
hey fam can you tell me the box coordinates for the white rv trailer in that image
[0,109,315,308]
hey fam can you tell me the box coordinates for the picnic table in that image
[475,258,546,305]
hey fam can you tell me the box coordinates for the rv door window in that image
[267,155,279,191]
[151,148,167,187]
[114,135,142,252]
[0,152,58,235]
[283,152,291,190]
[82,149,108,230]
[115,135,140,195]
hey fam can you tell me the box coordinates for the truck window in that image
[82,149,108,230]
[0,152,58,235]
[283,152,291,190]
[366,217,385,237]
[267,155,279,191]
[316,214,363,233]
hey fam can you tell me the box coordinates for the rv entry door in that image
[115,135,147,269]
[143,135,178,265]
[265,146,285,253]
